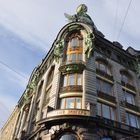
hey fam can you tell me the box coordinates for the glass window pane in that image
[78,53,82,62]
[101,138,112,140]
[102,104,110,119]
[63,76,67,87]
[69,54,76,63]
[66,98,74,108]
[59,134,77,140]
[76,98,81,109]
[77,74,82,85]
[60,99,65,109]
[69,74,75,85]
[130,114,137,128]
[125,92,135,105]
[100,63,106,72]
[102,81,107,93]
[71,38,79,47]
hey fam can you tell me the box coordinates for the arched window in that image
[65,32,83,64]
[59,133,78,140]
[95,59,111,76]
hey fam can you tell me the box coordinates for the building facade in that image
[1,4,140,140]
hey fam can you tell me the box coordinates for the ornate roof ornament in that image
[64,4,95,26]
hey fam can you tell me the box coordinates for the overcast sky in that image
[0,0,140,128]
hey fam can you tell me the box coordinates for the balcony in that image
[96,68,113,81]
[60,85,82,93]
[97,90,116,103]
[59,61,85,74]
[121,81,136,92]
[125,101,140,112]
[96,116,140,135]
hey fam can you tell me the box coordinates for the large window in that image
[63,74,82,87]
[60,97,82,109]
[120,71,132,85]
[65,32,83,64]
[96,78,113,95]
[124,90,135,105]
[126,112,139,128]
[97,102,115,120]
[59,133,77,140]
[96,60,111,75]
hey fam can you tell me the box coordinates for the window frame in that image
[60,97,82,109]
[95,60,111,76]
[97,102,116,120]
[126,112,139,128]
[96,78,113,96]
[63,74,83,87]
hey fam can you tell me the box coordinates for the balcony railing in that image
[125,101,140,112]
[60,85,82,93]
[96,68,114,81]
[96,115,140,133]
[59,61,85,74]
[121,81,136,92]
[97,90,116,103]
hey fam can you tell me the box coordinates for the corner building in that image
[1,4,140,140]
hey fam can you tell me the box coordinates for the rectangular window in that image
[66,98,75,108]
[124,91,135,105]
[69,74,75,85]
[96,78,113,95]
[60,97,82,109]
[63,74,82,87]
[126,112,139,128]
[102,104,110,119]
[97,102,115,120]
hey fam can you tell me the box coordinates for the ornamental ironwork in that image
[59,61,85,74]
